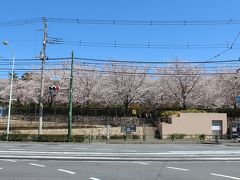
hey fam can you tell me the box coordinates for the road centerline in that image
[28,163,45,167]
[132,162,149,165]
[210,173,240,180]
[89,177,101,180]
[0,159,17,162]
[167,166,189,171]
[57,169,76,175]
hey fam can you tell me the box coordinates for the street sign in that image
[50,75,61,81]
[121,124,136,133]
[236,96,240,107]
[132,109,137,115]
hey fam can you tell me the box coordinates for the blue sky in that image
[0,0,240,77]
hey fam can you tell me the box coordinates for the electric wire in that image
[47,18,240,26]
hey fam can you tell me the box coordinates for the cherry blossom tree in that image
[158,62,203,109]
[215,72,240,109]
[104,63,148,109]
[73,64,101,106]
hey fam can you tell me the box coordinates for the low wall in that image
[4,126,144,137]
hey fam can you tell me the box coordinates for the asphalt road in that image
[0,143,239,180]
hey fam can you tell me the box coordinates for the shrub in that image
[161,111,180,118]
[0,134,85,142]
[37,135,68,142]
[168,134,186,141]
[110,135,126,139]
[8,134,35,141]
[199,134,206,143]
[101,135,107,140]
[72,135,85,142]
[170,134,175,142]
[132,135,140,139]
[154,129,161,139]
[161,109,207,118]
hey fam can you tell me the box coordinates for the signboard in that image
[237,96,240,107]
[121,124,136,133]
[132,110,137,115]
[50,75,61,81]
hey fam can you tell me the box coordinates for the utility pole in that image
[68,51,74,142]
[38,17,48,136]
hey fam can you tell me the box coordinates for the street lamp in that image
[2,41,15,140]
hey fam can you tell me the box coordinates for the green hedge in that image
[168,134,186,140]
[0,134,85,142]
[161,109,207,118]
[110,135,126,139]
[0,134,141,142]
[132,135,140,139]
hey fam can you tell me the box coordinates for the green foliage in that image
[154,129,161,139]
[21,72,33,81]
[37,135,68,142]
[132,135,140,139]
[0,134,85,142]
[170,134,175,141]
[180,109,206,113]
[9,134,36,141]
[110,135,126,139]
[72,135,85,142]
[168,134,186,140]
[199,134,206,143]
[161,111,180,118]
[161,109,207,118]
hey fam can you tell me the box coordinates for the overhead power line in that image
[1,18,240,28]
[208,31,240,61]
[75,57,240,64]
[0,18,41,28]
[0,57,71,61]
[1,57,240,64]
[47,37,240,49]
[47,18,240,26]
[0,67,238,76]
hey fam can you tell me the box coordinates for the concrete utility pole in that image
[68,51,74,142]
[38,17,48,135]
[2,41,15,140]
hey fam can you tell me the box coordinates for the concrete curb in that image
[0,155,240,161]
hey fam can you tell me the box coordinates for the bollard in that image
[215,135,220,144]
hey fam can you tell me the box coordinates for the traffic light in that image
[56,85,60,92]
[49,85,60,96]
[49,86,56,91]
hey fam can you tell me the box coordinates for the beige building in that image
[158,113,227,139]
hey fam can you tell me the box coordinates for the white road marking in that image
[10,149,24,151]
[2,146,16,148]
[28,163,45,167]
[211,173,240,180]
[122,150,137,152]
[0,159,17,162]
[89,177,101,180]
[73,148,88,150]
[19,160,38,162]
[96,148,112,151]
[57,169,76,175]
[168,150,240,155]
[1,150,240,156]
[132,162,149,165]
[167,166,189,171]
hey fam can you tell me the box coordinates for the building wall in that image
[158,113,227,139]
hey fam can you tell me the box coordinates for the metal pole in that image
[38,17,47,136]
[3,42,15,140]
[68,51,74,142]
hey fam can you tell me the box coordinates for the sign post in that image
[236,96,240,108]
